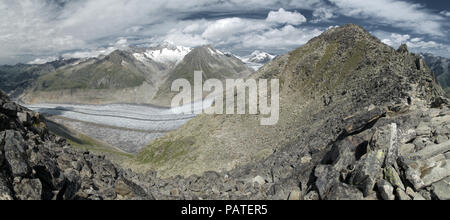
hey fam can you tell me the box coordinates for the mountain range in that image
[0,42,254,106]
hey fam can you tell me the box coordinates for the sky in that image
[0,0,449,65]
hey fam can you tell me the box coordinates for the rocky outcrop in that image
[0,91,153,200]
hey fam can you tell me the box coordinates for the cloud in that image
[241,25,322,49]
[1,0,449,64]
[441,11,450,17]
[311,7,337,23]
[375,31,450,58]
[329,0,445,36]
[266,8,307,25]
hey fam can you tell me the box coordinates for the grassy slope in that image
[46,118,133,162]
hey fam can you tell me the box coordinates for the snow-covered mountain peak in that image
[133,41,192,65]
[205,45,225,56]
[239,50,277,71]
[247,50,276,64]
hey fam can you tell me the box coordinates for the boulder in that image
[326,183,364,200]
[61,169,81,200]
[408,140,450,160]
[349,149,386,196]
[0,174,13,200]
[287,190,302,200]
[2,102,18,116]
[416,122,432,137]
[384,166,405,190]
[377,180,395,200]
[252,176,267,186]
[314,165,340,199]
[403,154,450,190]
[432,177,450,200]
[399,144,415,156]
[396,188,411,200]
[114,179,134,198]
[3,130,31,177]
[13,178,43,200]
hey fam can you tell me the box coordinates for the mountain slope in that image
[421,53,450,94]
[16,44,253,105]
[0,59,79,98]
[136,24,444,178]
[153,45,254,106]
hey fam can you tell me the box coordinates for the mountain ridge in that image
[135,24,444,178]
[9,44,253,106]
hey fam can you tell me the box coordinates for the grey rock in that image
[287,190,302,200]
[17,112,30,125]
[13,178,42,200]
[403,154,450,190]
[435,135,449,144]
[326,183,364,200]
[377,180,395,200]
[349,149,386,196]
[3,130,31,177]
[2,102,18,116]
[252,176,267,186]
[61,169,81,200]
[314,165,340,199]
[399,144,415,156]
[408,140,450,160]
[413,193,426,200]
[432,177,450,200]
[406,187,416,198]
[384,166,405,190]
[396,188,411,200]
[0,174,13,200]
[303,191,319,200]
[416,122,432,137]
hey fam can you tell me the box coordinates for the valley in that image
[25,103,201,153]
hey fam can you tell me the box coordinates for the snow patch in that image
[133,42,192,65]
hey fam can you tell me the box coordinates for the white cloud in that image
[311,7,337,23]
[375,31,450,57]
[241,25,322,49]
[441,11,450,17]
[266,8,307,25]
[329,0,445,36]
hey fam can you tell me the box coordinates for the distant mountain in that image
[421,53,450,94]
[0,58,80,98]
[1,42,253,105]
[131,41,192,66]
[153,45,254,105]
[240,50,277,70]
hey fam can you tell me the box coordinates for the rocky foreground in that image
[1,88,450,200]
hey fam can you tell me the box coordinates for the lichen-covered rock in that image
[377,180,395,200]
[3,130,31,177]
[13,178,43,200]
